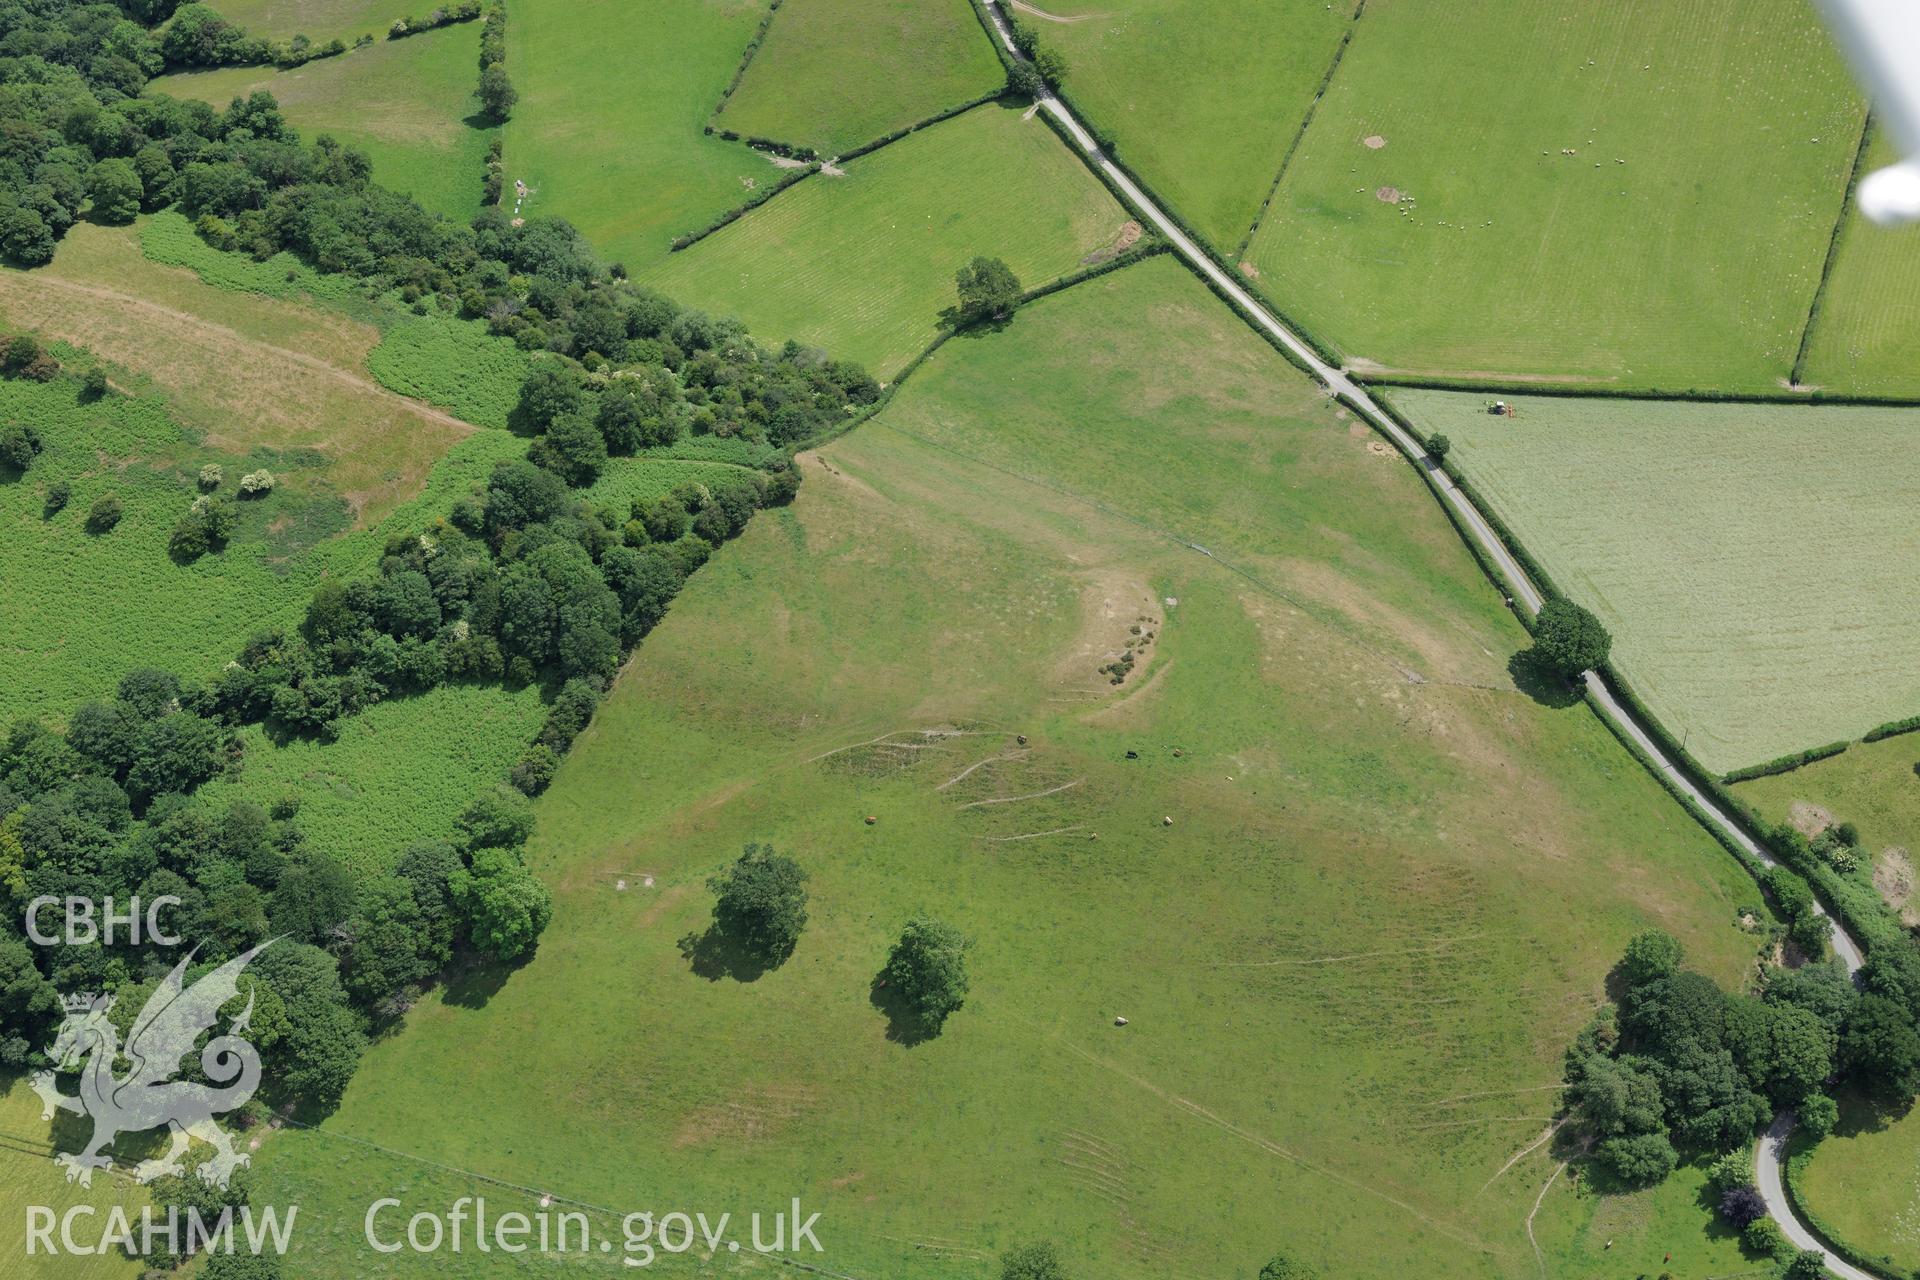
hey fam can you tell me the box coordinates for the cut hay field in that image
[1799,124,1920,398]
[1244,0,1863,391]
[1788,1101,1920,1276]
[0,217,476,526]
[641,103,1126,376]
[717,0,1004,157]
[1042,0,1354,250]
[244,258,1767,1279]
[1390,390,1920,774]
[501,0,770,272]
[211,0,416,42]
[153,22,496,220]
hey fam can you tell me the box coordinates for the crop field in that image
[717,0,1004,157]
[198,683,548,875]
[1394,389,1920,773]
[243,259,1766,1278]
[1798,125,1920,398]
[641,103,1126,376]
[153,23,495,220]
[502,0,771,273]
[0,219,480,526]
[1244,0,1863,391]
[1042,0,1354,250]
[211,0,418,42]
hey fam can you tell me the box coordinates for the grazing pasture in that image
[501,0,770,272]
[0,1084,146,1280]
[246,259,1763,1279]
[640,103,1125,375]
[1245,0,1863,391]
[1043,0,1355,249]
[153,22,496,220]
[1798,125,1920,398]
[717,0,1004,156]
[1390,390,1920,774]
[0,219,477,526]
[1791,1102,1920,1276]
[1736,733,1920,921]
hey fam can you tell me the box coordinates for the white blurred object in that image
[1816,0,1920,224]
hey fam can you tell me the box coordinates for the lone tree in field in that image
[708,842,810,967]
[1529,596,1611,678]
[477,63,517,122]
[999,1241,1066,1280]
[882,915,971,1037]
[1258,1256,1319,1280]
[943,256,1022,329]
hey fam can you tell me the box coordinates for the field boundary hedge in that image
[1352,371,1920,408]
[707,0,785,125]
[1865,714,1920,743]
[1721,742,1850,785]
[1790,110,1877,388]
[1233,0,1367,259]
[1784,1145,1906,1280]
[668,161,821,252]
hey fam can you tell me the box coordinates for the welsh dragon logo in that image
[30,941,272,1189]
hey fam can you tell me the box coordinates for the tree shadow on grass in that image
[1508,648,1582,709]
[440,955,513,1009]
[677,925,771,984]
[867,971,939,1047]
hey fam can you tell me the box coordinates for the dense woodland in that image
[0,0,881,1123]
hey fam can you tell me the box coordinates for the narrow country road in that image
[976,4,1876,1271]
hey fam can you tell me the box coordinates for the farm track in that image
[973,2,1877,1270]
[15,272,481,437]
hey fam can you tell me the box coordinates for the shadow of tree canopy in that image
[678,925,772,984]
[1508,648,1582,709]
[867,970,939,1047]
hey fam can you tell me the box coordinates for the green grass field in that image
[717,0,1004,156]
[640,103,1126,376]
[1736,733,1920,925]
[0,363,524,726]
[1044,0,1354,250]
[1391,389,1920,775]
[366,312,532,430]
[1799,125,1920,398]
[153,23,496,220]
[243,258,1767,1278]
[197,682,548,876]
[1787,1098,1920,1276]
[501,0,772,272]
[0,1083,147,1280]
[1244,0,1863,391]
[0,218,480,526]
[210,0,417,42]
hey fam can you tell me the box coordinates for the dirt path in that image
[1009,0,1102,21]
[14,273,479,436]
